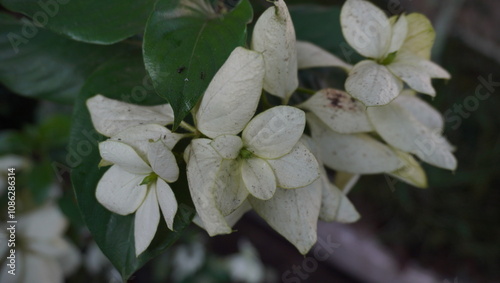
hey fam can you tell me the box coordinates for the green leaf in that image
[289,5,364,65]
[0,0,156,44]
[69,50,195,280]
[0,13,126,103]
[143,0,253,128]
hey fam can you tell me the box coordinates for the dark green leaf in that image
[70,50,194,280]
[143,0,253,128]
[0,13,127,103]
[289,5,364,65]
[0,0,156,44]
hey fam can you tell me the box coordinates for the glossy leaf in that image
[0,0,156,44]
[143,0,253,128]
[0,13,124,103]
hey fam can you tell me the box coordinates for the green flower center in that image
[239,148,254,160]
[140,172,158,186]
[379,51,397,65]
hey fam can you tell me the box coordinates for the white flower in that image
[341,0,450,106]
[95,125,179,256]
[366,91,457,171]
[186,46,320,237]
[0,205,80,283]
[86,95,184,256]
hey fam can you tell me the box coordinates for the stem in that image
[296,87,317,95]
[179,121,197,133]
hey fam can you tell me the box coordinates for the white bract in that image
[251,0,298,102]
[298,88,373,134]
[341,0,450,106]
[307,113,403,174]
[0,205,80,283]
[187,47,320,238]
[87,94,174,137]
[367,93,457,170]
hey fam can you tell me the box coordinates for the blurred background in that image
[1,0,499,282]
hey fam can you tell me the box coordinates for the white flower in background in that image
[226,240,266,283]
[0,204,80,283]
[186,47,320,238]
[341,0,450,106]
[95,125,179,256]
[367,91,457,171]
[171,241,205,282]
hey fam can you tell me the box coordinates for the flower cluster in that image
[87,0,456,256]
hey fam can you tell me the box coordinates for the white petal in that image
[340,0,391,59]
[266,142,320,189]
[367,102,457,170]
[147,141,179,182]
[400,13,435,59]
[87,94,174,137]
[334,171,360,195]
[418,59,451,79]
[96,165,147,215]
[388,150,427,188]
[214,159,249,215]
[249,184,322,255]
[241,158,276,200]
[196,47,265,138]
[210,135,243,159]
[300,88,373,133]
[387,57,435,96]
[387,15,408,54]
[23,254,64,283]
[134,186,160,256]
[319,170,360,223]
[393,93,444,132]
[308,113,402,174]
[99,141,151,174]
[346,60,403,106]
[251,0,298,101]
[17,205,67,239]
[186,139,231,235]
[156,179,178,230]
[296,41,352,72]
[193,201,251,230]
[110,124,180,159]
[243,106,305,159]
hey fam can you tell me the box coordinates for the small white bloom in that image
[187,46,320,236]
[0,205,80,283]
[341,0,450,106]
[95,125,179,256]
